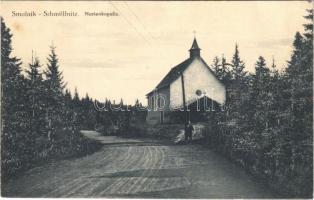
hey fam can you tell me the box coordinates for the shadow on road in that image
[3,130,279,198]
[87,168,186,179]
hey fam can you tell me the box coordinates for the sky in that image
[1,1,311,104]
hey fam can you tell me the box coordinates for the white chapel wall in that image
[169,58,226,109]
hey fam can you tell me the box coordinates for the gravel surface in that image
[2,131,277,198]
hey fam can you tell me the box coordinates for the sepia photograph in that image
[0,1,313,198]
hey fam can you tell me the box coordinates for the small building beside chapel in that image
[146,38,226,125]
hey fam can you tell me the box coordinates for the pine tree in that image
[303,9,313,38]
[1,17,29,176]
[45,45,65,93]
[1,18,25,125]
[63,89,74,129]
[286,32,304,76]
[26,57,45,120]
[220,55,232,85]
[270,57,279,78]
[268,57,281,125]
[71,87,83,129]
[64,89,72,107]
[25,57,47,158]
[211,55,232,85]
[211,56,223,80]
[73,87,80,105]
[44,45,66,141]
[228,44,248,120]
[272,9,313,196]
[251,56,271,131]
[81,93,96,129]
[255,56,270,78]
[231,44,247,82]
[289,10,312,143]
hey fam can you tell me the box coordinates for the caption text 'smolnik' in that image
[12,11,119,17]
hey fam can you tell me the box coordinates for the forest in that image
[1,17,145,180]
[1,8,313,198]
[206,9,313,197]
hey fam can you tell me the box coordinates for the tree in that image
[211,56,223,79]
[286,32,304,76]
[44,45,65,93]
[25,57,48,159]
[81,93,97,129]
[73,87,80,105]
[270,57,279,79]
[220,55,232,85]
[63,89,75,129]
[251,56,271,132]
[71,87,83,129]
[211,55,232,85]
[1,18,25,127]
[270,9,313,196]
[227,44,248,120]
[1,17,29,177]
[231,44,247,82]
[44,45,66,141]
[255,56,270,78]
[26,57,46,124]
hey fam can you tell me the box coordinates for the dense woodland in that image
[1,17,144,180]
[206,9,313,197]
[1,8,313,198]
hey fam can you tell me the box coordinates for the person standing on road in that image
[185,121,194,144]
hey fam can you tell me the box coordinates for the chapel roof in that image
[189,38,201,51]
[146,38,219,96]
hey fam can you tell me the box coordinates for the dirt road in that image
[3,131,276,198]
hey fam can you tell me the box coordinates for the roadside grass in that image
[1,129,102,184]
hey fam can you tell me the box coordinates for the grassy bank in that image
[1,129,102,183]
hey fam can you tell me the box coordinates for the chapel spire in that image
[189,37,201,59]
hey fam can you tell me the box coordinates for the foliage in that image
[206,9,313,198]
[0,18,135,181]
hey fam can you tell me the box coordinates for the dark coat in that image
[186,124,194,136]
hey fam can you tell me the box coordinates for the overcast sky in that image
[1,1,311,104]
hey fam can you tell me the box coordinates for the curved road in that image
[3,131,276,198]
